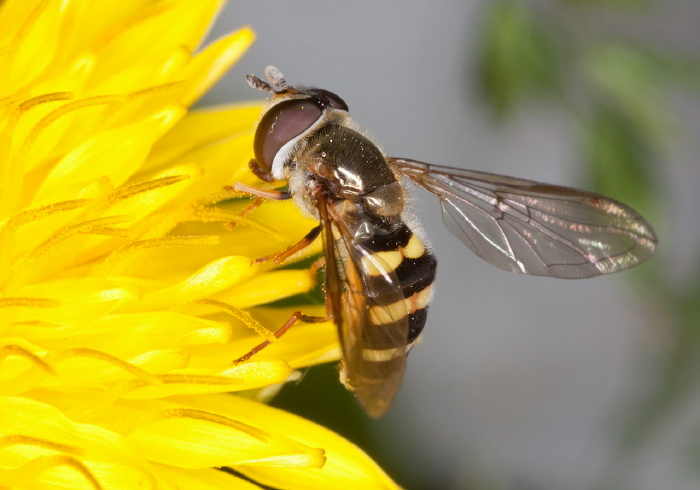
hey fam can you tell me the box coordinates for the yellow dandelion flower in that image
[0,1,401,488]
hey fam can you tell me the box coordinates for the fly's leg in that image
[223,161,290,228]
[308,255,325,276]
[253,225,321,264]
[227,170,328,364]
[233,255,327,364]
[226,182,319,264]
[233,309,330,365]
[222,183,289,228]
[226,174,320,264]
[222,196,266,232]
[224,158,289,200]
[224,182,291,201]
[249,158,277,183]
[237,196,265,218]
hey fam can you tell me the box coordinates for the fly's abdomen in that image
[359,222,437,349]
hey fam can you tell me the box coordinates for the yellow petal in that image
[123,360,292,398]
[151,131,256,199]
[33,107,185,205]
[118,256,258,312]
[4,0,64,88]
[0,0,37,44]
[0,396,158,487]
[0,339,54,395]
[121,401,326,469]
[171,394,402,489]
[42,347,186,386]
[91,0,224,78]
[220,269,318,309]
[154,464,264,490]
[179,27,256,106]
[15,277,141,322]
[146,102,262,173]
[56,1,154,60]
[21,93,126,175]
[89,46,190,96]
[4,311,231,360]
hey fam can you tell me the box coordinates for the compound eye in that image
[315,89,349,111]
[253,98,323,173]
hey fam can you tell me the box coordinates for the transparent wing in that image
[391,157,657,278]
[316,195,409,418]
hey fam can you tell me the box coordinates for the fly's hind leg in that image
[253,225,321,264]
[233,255,329,364]
[233,309,330,365]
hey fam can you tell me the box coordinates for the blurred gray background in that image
[202,1,700,489]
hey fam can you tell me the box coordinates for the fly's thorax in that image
[290,123,405,218]
[305,124,395,195]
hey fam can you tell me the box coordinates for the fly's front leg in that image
[223,184,290,231]
[226,181,319,265]
[224,182,292,201]
[223,162,291,229]
[224,158,290,201]
[249,158,276,183]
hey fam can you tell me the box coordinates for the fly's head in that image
[247,66,349,181]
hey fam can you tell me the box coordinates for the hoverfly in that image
[231,66,657,418]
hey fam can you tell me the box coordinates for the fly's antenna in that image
[246,74,275,93]
[264,66,287,88]
[246,66,288,94]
